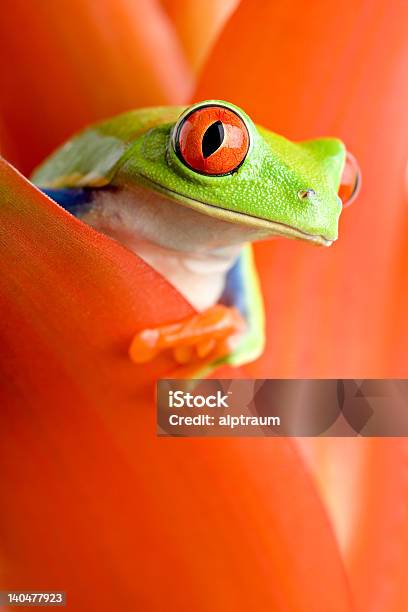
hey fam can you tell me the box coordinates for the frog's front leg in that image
[219,244,265,367]
[41,186,255,371]
[129,303,245,366]
[129,244,265,371]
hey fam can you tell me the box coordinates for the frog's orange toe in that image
[196,338,217,359]
[129,329,160,363]
[129,305,246,366]
[173,345,194,364]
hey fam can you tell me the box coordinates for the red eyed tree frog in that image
[32,100,360,374]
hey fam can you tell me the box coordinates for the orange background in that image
[1,1,408,611]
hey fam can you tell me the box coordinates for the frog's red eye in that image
[338,152,361,207]
[174,105,250,176]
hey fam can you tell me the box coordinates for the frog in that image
[31,100,360,375]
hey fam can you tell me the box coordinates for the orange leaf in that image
[0,156,195,406]
[160,0,239,72]
[347,440,408,612]
[0,0,192,174]
[0,160,353,610]
[299,437,408,612]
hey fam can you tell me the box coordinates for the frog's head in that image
[120,100,360,246]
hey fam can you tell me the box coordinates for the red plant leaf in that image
[160,0,239,71]
[0,0,192,174]
[0,159,354,610]
[0,156,195,405]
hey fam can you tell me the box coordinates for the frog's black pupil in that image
[202,121,224,158]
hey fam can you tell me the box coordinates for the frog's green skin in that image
[32,100,346,368]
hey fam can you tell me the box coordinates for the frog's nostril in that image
[298,188,316,200]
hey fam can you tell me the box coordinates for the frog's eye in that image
[338,152,361,207]
[173,104,250,176]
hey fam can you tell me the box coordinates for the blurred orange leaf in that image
[160,0,239,71]
[347,439,408,612]
[0,0,192,175]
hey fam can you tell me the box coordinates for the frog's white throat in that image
[77,186,266,311]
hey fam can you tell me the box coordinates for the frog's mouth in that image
[136,174,334,247]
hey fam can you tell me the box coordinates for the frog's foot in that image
[129,305,246,366]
